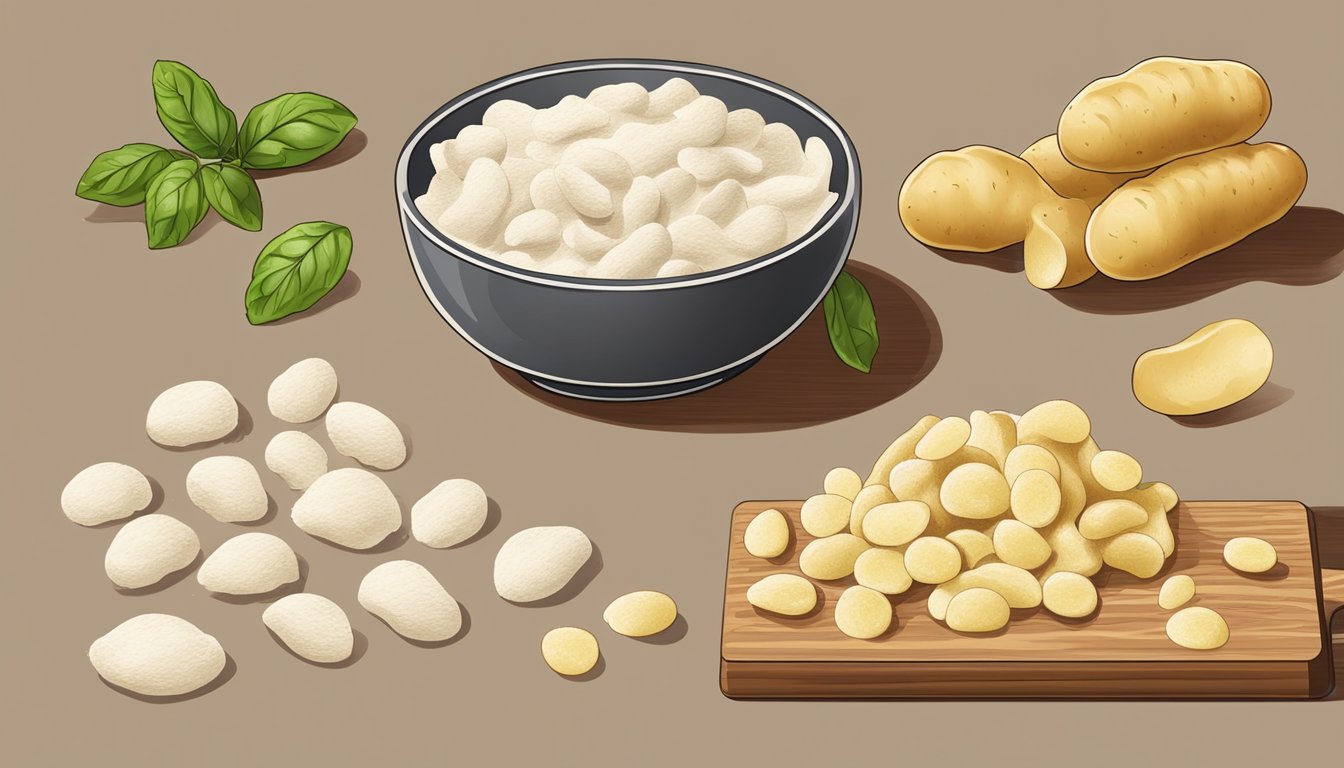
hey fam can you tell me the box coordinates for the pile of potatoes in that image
[745,401,1182,636]
[898,57,1307,288]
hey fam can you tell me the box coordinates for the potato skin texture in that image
[1021,135,1146,207]
[1086,143,1305,280]
[898,146,1061,252]
[1059,57,1271,172]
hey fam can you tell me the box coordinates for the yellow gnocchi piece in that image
[744,508,790,559]
[603,591,677,637]
[915,416,971,461]
[1017,399,1091,444]
[799,533,868,581]
[904,536,962,584]
[746,573,818,616]
[859,501,930,547]
[834,585,893,639]
[966,410,1016,468]
[940,463,1010,520]
[848,484,897,538]
[1166,606,1229,650]
[1041,571,1099,618]
[853,548,912,595]
[1003,443,1061,486]
[1010,468,1062,528]
[541,627,599,676]
[1223,537,1277,574]
[992,519,1052,570]
[945,587,1011,633]
[1158,574,1196,610]
[1078,499,1148,540]
[867,415,940,487]
[801,493,852,538]
[944,528,996,569]
[1090,450,1142,492]
[1102,532,1166,578]
[823,467,863,500]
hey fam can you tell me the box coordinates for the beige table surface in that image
[3,1,1341,765]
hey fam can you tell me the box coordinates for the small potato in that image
[928,563,1042,620]
[1223,537,1277,574]
[1166,606,1230,650]
[541,627,600,676]
[834,585,893,639]
[1041,572,1099,618]
[898,146,1062,252]
[799,534,868,581]
[1102,532,1166,578]
[1091,450,1142,492]
[1003,444,1061,486]
[744,508,791,559]
[1017,400,1091,444]
[940,463,1010,520]
[992,519,1052,570]
[801,493,852,538]
[1024,198,1096,289]
[1132,319,1273,416]
[1159,574,1196,610]
[867,415,940,486]
[854,548,912,595]
[1020,135,1147,206]
[848,484,897,538]
[823,467,862,501]
[860,501,930,547]
[945,587,1010,633]
[1078,499,1148,540]
[944,529,995,569]
[746,573,817,616]
[904,536,962,584]
[966,410,1016,468]
[915,416,971,461]
[1010,469,1062,528]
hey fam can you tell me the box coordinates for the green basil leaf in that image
[152,60,237,158]
[143,157,207,249]
[75,143,191,206]
[245,221,352,324]
[823,271,879,373]
[201,163,262,231]
[237,92,357,169]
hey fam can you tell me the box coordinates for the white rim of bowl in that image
[394,59,858,292]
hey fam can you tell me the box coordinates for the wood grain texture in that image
[720,500,1334,699]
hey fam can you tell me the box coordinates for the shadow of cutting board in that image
[720,501,1344,699]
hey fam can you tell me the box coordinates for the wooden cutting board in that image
[720,501,1344,699]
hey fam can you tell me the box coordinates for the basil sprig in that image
[824,271,879,373]
[76,60,357,248]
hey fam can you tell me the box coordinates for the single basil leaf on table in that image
[823,271,879,373]
[237,92,357,170]
[152,60,237,158]
[245,221,352,324]
[201,163,262,231]
[75,143,191,206]
[143,157,207,249]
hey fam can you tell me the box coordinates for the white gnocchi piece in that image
[493,525,593,603]
[694,179,748,225]
[499,156,548,222]
[325,401,406,470]
[587,82,649,114]
[560,144,633,191]
[264,430,328,491]
[411,478,489,549]
[104,514,200,589]
[751,122,807,177]
[88,614,225,697]
[721,108,766,148]
[654,166,697,207]
[437,157,511,245]
[678,146,764,184]
[481,99,536,157]
[529,168,578,218]
[439,124,507,178]
[532,95,609,143]
[262,593,354,663]
[267,357,338,423]
[555,163,614,219]
[145,380,238,447]
[656,259,705,278]
[591,223,673,279]
[358,560,462,642]
[61,462,152,526]
[668,214,747,269]
[622,175,662,232]
[504,209,562,249]
[291,468,401,550]
[724,205,790,255]
[562,220,619,260]
[185,455,268,523]
[645,77,700,116]
[414,169,463,223]
[197,532,299,595]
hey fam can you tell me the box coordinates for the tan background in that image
[2,0,1341,764]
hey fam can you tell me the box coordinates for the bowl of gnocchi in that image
[396,59,860,400]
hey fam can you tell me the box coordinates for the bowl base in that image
[524,357,762,401]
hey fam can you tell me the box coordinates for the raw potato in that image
[853,548,912,595]
[945,587,1010,633]
[834,585,893,639]
[603,591,677,637]
[185,455,268,523]
[1159,574,1196,610]
[822,467,862,500]
[358,560,462,642]
[1223,537,1277,573]
[291,468,402,550]
[859,501,930,547]
[799,533,868,581]
[493,526,593,602]
[61,462,152,526]
[746,573,818,616]
[992,519,1051,570]
[1078,499,1148,540]
[1087,143,1306,280]
[263,593,354,664]
[1020,135,1146,206]
[1132,319,1274,416]
[541,627,599,676]
[1041,572,1099,618]
[744,508,790,559]
[1023,198,1096,289]
[1091,450,1142,492]
[104,514,200,589]
[411,479,488,549]
[867,415,940,486]
[904,536,961,584]
[267,358,338,423]
[1058,57,1271,172]
[264,431,328,491]
[1166,606,1230,650]
[196,532,299,595]
[145,380,238,447]
[801,493,852,538]
[325,401,407,470]
[88,614,225,697]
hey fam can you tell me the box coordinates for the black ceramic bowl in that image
[395,59,860,400]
